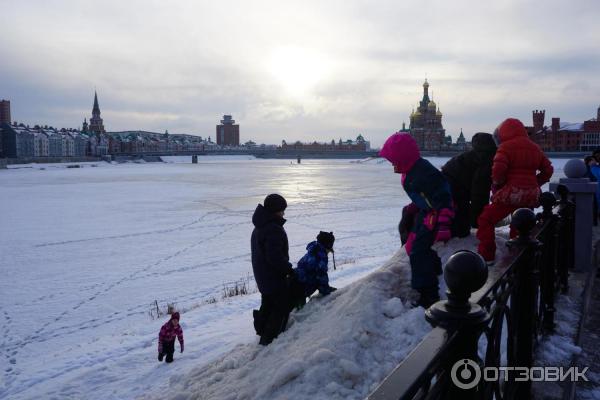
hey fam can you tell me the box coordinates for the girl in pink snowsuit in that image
[158,312,184,363]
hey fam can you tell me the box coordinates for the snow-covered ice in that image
[0,156,570,399]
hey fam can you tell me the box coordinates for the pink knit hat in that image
[379,133,420,173]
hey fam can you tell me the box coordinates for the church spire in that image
[421,78,430,106]
[89,90,105,134]
[93,91,100,116]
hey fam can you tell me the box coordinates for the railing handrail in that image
[368,194,574,400]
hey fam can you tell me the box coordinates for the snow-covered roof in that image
[559,122,584,131]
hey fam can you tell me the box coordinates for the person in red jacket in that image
[477,118,553,264]
[158,312,184,363]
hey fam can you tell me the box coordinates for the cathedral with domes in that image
[403,79,446,151]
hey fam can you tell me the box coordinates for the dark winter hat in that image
[170,312,180,321]
[317,231,335,250]
[471,132,497,152]
[264,194,287,213]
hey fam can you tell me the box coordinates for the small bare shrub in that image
[148,300,178,320]
[221,274,256,299]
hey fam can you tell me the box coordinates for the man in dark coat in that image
[441,132,497,238]
[251,193,295,345]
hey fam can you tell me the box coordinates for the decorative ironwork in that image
[368,191,576,400]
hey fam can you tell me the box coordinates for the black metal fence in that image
[368,189,576,400]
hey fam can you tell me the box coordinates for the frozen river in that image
[0,156,569,399]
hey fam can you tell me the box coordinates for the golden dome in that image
[436,109,443,116]
[428,100,436,108]
[413,109,422,116]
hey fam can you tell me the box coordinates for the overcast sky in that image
[1,0,599,147]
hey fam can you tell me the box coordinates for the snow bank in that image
[155,249,429,400]
[153,231,506,400]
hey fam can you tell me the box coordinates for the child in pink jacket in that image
[158,312,184,363]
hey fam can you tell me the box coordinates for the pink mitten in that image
[435,208,454,242]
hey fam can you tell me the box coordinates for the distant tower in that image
[0,99,11,125]
[457,129,466,149]
[597,105,600,120]
[551,117,560,133]
[82,118,89,133]
[422,79,430,103]
[89,91,105,134]
[532,109,545,133]
[216,115,240,146]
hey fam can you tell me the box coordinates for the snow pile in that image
[154,232,507,400]
[156,231,496,400]
[155,249,430,400]
[535,292,583,365]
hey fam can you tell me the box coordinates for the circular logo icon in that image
[450,359,481,390]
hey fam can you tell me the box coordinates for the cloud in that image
[1,0,599,146]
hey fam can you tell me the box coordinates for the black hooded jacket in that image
[251,204,293,295]
[441,132,497,227]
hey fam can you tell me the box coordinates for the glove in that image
[285,269,297,288]
[180,343,184,353]
[435,208,454,242]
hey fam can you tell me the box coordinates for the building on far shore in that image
[528,107,600,152]
[280,134,370,152]
[216,115,240,146]
[0,100,11,125]
[0,100,10,156]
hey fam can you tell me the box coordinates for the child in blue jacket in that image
[292,231,337,308]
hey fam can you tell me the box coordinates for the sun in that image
[267,46,328,97]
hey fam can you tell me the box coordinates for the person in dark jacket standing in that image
[441,132,497,238]
[251,193,295,345]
